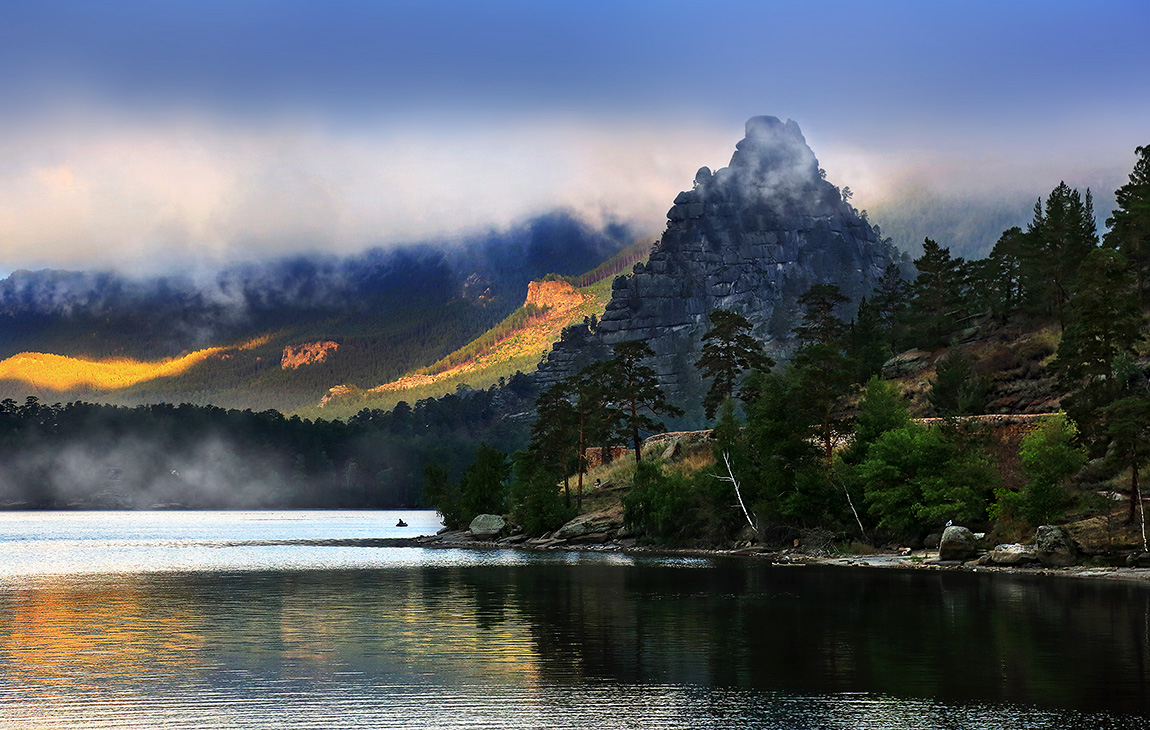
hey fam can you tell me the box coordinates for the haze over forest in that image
[1,1,1147,277]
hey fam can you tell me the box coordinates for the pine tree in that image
[1022,182,1099,328]
[529,382,579,506]
[982,227,1027,321]
[1054,248,1144,444]
[872,263,909,344]
[1105,146,1150,307]
[601,341,683,463]
[907,238,964,346]
[459,443,511,520]
[695,309,773,420]
[793,284,850,346]
[792,283,854,462]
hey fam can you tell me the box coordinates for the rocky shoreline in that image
[407,525,1150,584]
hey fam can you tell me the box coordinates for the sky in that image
[0,0,1147,274]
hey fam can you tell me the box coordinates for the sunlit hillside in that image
[0,336,269,393]
[311,276,614,417]
[310,241,652,418]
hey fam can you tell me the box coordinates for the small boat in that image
[396,519,408,528]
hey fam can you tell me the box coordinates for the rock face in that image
[468,514,506,538]
[536,116,899,407]
[1035,525,1078,567]
[939,525,977,561]
[281,341,339,370]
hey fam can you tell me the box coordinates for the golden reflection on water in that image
[0,569,543,699]
[1,581,205,684]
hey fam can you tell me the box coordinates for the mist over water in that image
[0,511,1147,729]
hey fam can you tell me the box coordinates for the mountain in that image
[536,116,902,412]
[0,211,636,412]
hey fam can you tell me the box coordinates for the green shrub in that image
[992,413,1085,526]
[509,453,576,536]
[623,461,695,542]
[860,423,996,535]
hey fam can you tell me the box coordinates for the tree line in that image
[0,374,538,510]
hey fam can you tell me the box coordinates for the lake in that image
[0,510,1147,729]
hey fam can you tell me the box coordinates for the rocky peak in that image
[536,116,900,416]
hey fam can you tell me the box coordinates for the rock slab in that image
[989,544,1038,566]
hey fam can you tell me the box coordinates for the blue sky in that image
[1,0,1147,272]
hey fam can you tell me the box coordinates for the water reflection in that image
[0,556,1148,728]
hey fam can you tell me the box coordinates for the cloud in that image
[0,105,1143,275]
[0,111,737,274]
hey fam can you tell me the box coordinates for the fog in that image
[0,109,1138,278]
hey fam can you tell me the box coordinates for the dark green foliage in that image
[790,284,855,461]
[422,462,464,529]
[993,414,1085,527]
[846,297,889,383]
[1101,356,1150,525]
[1054,248,1145,444]
[1105,146,1150,306]
[458,443,511,520]
[695,309,773,420]
[982,227,1027,320]
[741,370,840,527]
[859,422,998,536]
[528,381,579,505]
[1020,182,1098,328]
[509,452,577,536]
[622,461,695,542]
[906,238,965,346]
[844,376,910,464]
[928,352,990,416]
[601,341,683,461]
[793,284,850,346]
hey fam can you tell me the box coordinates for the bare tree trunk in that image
[1130,441,1139,525]
[1135,456,1147,552]
[577,417,585,512]
[631,400,643,463]
[717,452,756,538]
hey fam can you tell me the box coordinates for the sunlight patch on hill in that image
[367,279,598,394]
[0,335,270,392]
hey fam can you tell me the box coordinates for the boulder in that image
[661,441,683,461]
[988,544,1039,566]
[468,514,506,539]
[1126,552,1150,568]
[938,525,977,561]
[923,531,943,550]
[1035,525,1078,567]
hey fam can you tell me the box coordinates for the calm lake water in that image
[0,510,1148,729]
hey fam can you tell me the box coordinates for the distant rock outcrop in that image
[281,341,340,369]
[536,116,899,407]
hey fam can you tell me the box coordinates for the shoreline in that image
[408,532,1150,584]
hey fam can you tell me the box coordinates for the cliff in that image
[537,116,900,409]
